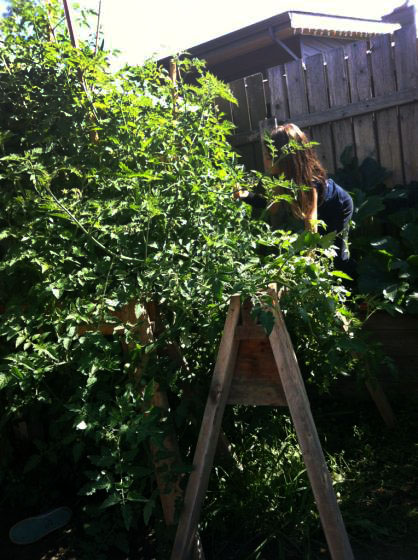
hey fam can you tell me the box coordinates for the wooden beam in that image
[269,303,354,560]
[289,88,417,129]
[365,380,396,429]
[229,88,417,147]
[170,296,241,560]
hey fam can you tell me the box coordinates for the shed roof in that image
[289,11,400,37]
[163,10,400,67]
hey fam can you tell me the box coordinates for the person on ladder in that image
[235,123,355,278]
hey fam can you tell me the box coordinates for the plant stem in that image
[48,187,141,263]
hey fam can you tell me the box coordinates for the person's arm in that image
[304,187,318,233]
[233,189,267,209]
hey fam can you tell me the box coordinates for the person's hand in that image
[233,188,249,199]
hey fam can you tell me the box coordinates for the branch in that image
[45,186,142,264]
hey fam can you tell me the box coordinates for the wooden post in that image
[170,296,241,560]
[269,304,354,560]
[149,388,184,526]
[365,380,396,429]
[112,302,184,526]
[169,59,178,117]
[77,302,184,528]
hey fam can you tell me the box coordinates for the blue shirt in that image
[317,179,353,235]
[243,178,354,261]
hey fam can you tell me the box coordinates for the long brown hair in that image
[267,123,327,219]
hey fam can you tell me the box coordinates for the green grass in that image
[199,393,418,560]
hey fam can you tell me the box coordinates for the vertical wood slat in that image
[394,23,417,91]
[370,34,403,185]
[267,64,289,122]
[394,24,418,184]
[347,40,377,163]
[229,78,250,133]
[215,96,232,122]
[285,58,308,118]
[285,60,311,148]
[245,73,267,130]
[263,77,272,118]
[305,53,335,174]
[325,47,354,168]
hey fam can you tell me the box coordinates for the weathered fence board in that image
[370,34,403,185]
[229,78,250,133]
[245,73,267,130]
[325,47,354,168]
[394,24,417,91]
[285,59,308,117]
[216,95,232,122]
[394,24,418,184]
[347,40,377,163]
[267,64,289,121]
[305,53,335,173]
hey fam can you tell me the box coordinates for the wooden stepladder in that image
[171,289,354,560]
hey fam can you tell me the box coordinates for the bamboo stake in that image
[61,0,99,143]
[170,59,178,117]
[62,0,78,48]
[94,0,102,55]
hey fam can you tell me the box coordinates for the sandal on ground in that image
[9,506,72,545]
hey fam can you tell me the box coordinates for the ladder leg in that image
[269,308,354,560]
[170,296,241,560]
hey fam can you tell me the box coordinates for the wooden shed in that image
[160,10,401,83]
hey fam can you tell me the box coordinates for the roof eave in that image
[158,10,401,67]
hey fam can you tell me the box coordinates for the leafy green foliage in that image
[0,2,380,557]
[332,150,418,314]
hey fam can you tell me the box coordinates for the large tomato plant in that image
[0,1,372,556]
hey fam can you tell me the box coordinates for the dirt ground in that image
[1,523,418,560]
[2,395,417,560]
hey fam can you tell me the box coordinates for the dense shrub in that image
[332,147,418,315]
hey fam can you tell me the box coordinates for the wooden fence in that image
[218,24,418,186]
